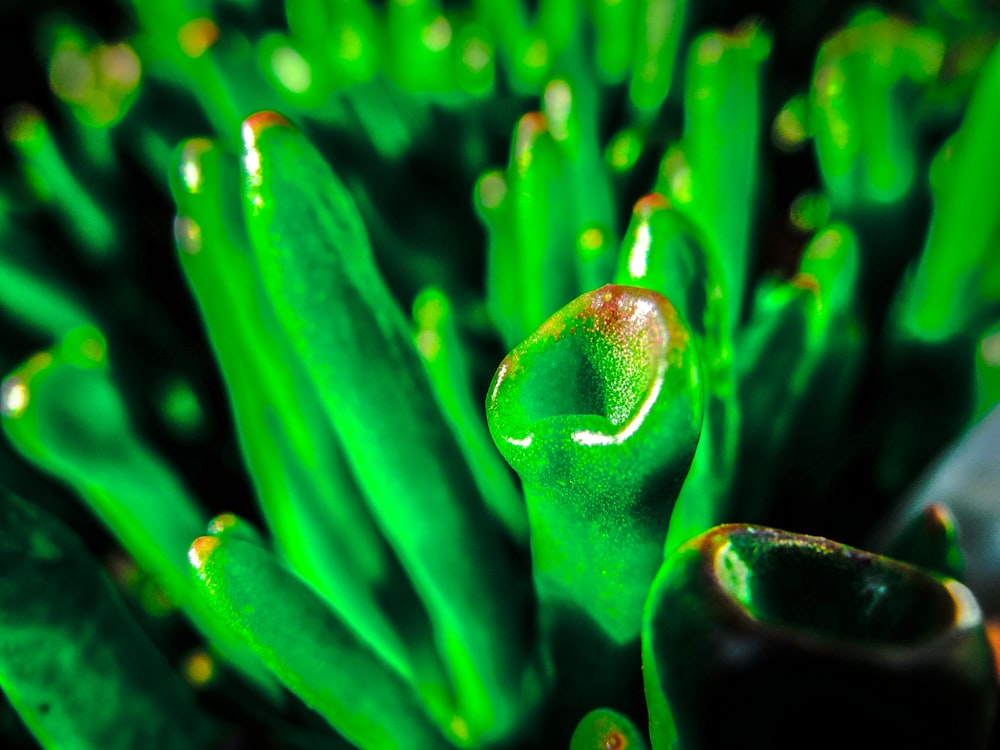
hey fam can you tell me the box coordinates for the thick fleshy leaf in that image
[240,112,539,741]
[477,112,577,350]
[171,137,447,707]
[188,535,451,749]
[883,503,965,582]
[0,224,94,340]
[628,0,688,113]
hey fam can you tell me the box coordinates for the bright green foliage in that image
[1,1,1000,749]
[2,330,203,601]
[0,231,93,340]
[733,224,864,521]
[478,76,618,352]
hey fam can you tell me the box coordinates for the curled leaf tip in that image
[488,284,703,644]
[789,271,821,300]
[241,113,292,187]
[490,283,695,449]
[703,525,977,645]
[487,283,702,504]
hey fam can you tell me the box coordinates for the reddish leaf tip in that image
[243,111,291,136]
[633,192,670,218]
[188,535,221,572]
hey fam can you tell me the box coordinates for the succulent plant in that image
[2,1,1000,748]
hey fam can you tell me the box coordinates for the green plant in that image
[2,1,1000,748]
